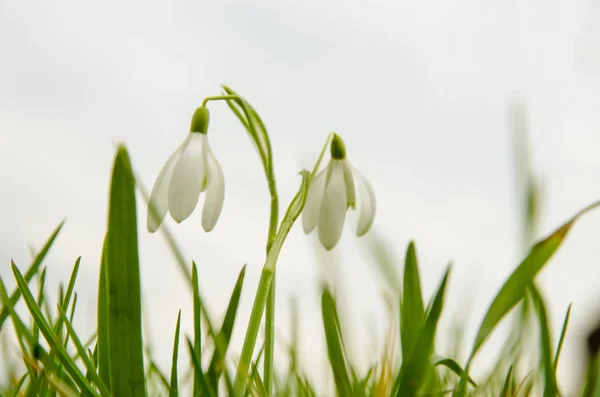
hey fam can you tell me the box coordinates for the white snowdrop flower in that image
[147,106,225,233]
[302,134,376,250]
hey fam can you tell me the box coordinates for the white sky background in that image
[2,0,600,393]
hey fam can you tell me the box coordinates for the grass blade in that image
[528,283,558,397]
[170,311,182,397]
[105,146,146,397]
[395,266,451,397]
[58,305,110,396]
[186,337,217,397]
[192,263,202,397]
[0,221,64,329]
[401,241,425,361]
[500,365,514,397]
[207,265,247,388]
[97,237,110,389]
[554,303,572,374]
[321,287,353,397]
[433,357,476,387]
[10,263,99,397]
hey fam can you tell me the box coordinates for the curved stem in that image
[202,95,240,108]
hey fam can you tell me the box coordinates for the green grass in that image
[2,89,600,396]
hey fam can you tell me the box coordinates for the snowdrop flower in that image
[147,106,225,233]
[302,134,376,250]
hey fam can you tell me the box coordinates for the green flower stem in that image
[311,132,335,180]
[234,268,274,395]
[201,95,240,107]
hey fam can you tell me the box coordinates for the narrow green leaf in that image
[192,263,202,397]
[528,283,558,397]
[251,363,269,397]
[401,241,425,361]
[105,146,146,397]
[10,373,28,397]
[186,338,217,397]
[0,221,64,329]
[170,311,182,397]
[454,200,600,397]
[396,266,451,397]
[321,288,353,397]
[554,303,572,374]
[10,263,99,397]
[500,366,514,397]
[207,265,246,388]
[57,305,110,396]
[97,236,110,389]
[433,357,476,386]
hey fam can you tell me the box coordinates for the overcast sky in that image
[2,0,600,393]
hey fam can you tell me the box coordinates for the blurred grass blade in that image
[10,263,99,397]
[58,305,110,396]
[192,262,202,397]
[528,283,558,397]
[554,303,572,374]
[500,365,514,397]
[10,373,28,397]
[321,287,353,397]
[0,221,64,329]
[470,200,600,359]
[251,363,269,397]
[453,200,600,397]
[105,146,146,397]
[186,337,217,397]
[433,357,476,386]
[401,241,425,361]
[208,265,247,388]
[170,311,182,397]
[395,266,451,397]
[97,237,110,389]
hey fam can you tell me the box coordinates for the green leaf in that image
[57,305,110,396]
[250,363,269,397]
[401,241,425,361]
[97,236,110,389]
[433,357,476,386]
[104,146,146,397]
[10,263,99,397]
[186,337,217,397]
[192,263,202,397]
[554,303,571,374]
[395,266,451,397]
[170,311,182,397]
[207,265,247,388]
[528,283,558,397]
[321,288,353,397]
[454,200,600,397]
[500,366,514,397]
[0,221,64,329]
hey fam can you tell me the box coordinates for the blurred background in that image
[2,0,600,393]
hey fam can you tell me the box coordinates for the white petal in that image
[147,144,184,232]
[168,134,207,223]
[201,144,225,232]
[354,167,376,236]
[318,161,347,250]
[302,167,328,234]
[342,160,356,209]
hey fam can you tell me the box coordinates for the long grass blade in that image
[105,146,146,397]
[401,241,425,361]
[554,303,572,374]
[169,311,182,397]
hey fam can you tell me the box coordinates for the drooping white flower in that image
[302,134,376,250]
[147,106,225,233]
